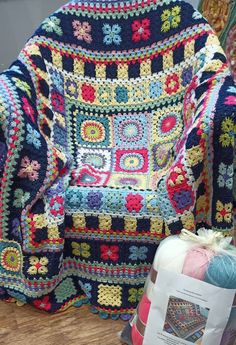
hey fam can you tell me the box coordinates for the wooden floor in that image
[0,302,126,345]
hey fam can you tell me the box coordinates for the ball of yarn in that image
[204,254,236,289]
[153,235,197,273]
[138,293,151,324]
[131,324,144,345]
[182,247,215,280]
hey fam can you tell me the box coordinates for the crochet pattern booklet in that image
[143,270,235,345]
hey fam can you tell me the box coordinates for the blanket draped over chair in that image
[0,0,235,319]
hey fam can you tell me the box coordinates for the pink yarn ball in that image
[131,324,144,345]
[182,247,215,280]
[138,293,151,324]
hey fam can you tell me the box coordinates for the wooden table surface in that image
[0,302,126,345]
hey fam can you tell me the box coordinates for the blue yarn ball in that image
[204,254,236,289]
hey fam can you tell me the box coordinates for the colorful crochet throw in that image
[0,0,235,319]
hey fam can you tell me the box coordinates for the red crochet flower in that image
[100,245,119,262]
[81,83,96,103]
[165,73,180,95]
[132,19,150,42]
[33,296,52,311]
[125,193,143,212]
[49,195,64,216]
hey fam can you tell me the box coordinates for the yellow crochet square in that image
[186,145,204,167]
[117,64,129,79]
[124,216,137,232]
[140,60,151,76]
[73,59,84,76]
[181,211,195,231]
[96,64,106,79]
[52,51,63,69]
[150,217,163,234]
[73,214,86,228]
[48,225,60,239]
[99,215,112,230]
[33,214,47,229]
[163,51,173,69]
[97,284,122,307]
[184,40,195,59]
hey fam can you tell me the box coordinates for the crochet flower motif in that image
[115,86,128,103]
[26,124,41,149]
[42,16,62,36]
[126,193,143,212]
[1,247,21,272]
[33,296,52,311]
[173,189,193,210]
[128,288,144,303]
[132,19,150,42]
[87,191,103,209]
[18,156,40,182]
[129,246,148,261]
[49,196,64,217]
[100,245,119,262]
[161,6,181,32]
[219,118,236,147]
[66,190,83,208]
[72,242,91,258]
[216,201,232,223]
[72,20,92,43]
[13,188,30,208]
[65,80,79,99]
[27,256,49,275]
[165,73,180,94]
[22,97,35,123]
[218,163,233,189]
[81,84,96,103]
[102,24,122,45]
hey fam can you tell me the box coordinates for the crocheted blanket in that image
[0,0,235,319]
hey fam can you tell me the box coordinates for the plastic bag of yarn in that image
[120,228,236,345]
